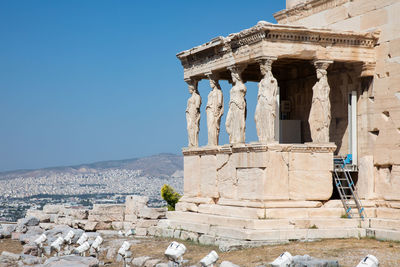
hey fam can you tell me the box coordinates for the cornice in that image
[273,0,350,23]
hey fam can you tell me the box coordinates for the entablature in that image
[176,21,379,81]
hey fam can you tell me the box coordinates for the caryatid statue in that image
[308,60,333,143]
[185,78,201,147]
[225,65,247,144]
[254,57,278,143]
[206,73,224,146]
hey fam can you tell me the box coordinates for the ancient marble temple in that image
[158,0,400,246]
[178,21,377,203]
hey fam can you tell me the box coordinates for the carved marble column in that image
[308,60,333,143]
[185,78,201,147]
[206,73,224,146]
[254,57,278,143]
[225,64,247,144]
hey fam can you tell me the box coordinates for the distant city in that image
[0,154,183,222]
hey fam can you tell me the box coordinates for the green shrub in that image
[161,184,181,211]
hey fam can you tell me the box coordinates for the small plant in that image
[161,184,181,211]
[341,214,349,219]
[309,224,318,229]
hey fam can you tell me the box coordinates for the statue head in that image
[316,68,327,79]
[207,73,221,91]
[186,78,199,94]
[228,65,244,85]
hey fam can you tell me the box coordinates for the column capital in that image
[227,63,247,74]
[361,62,376,77]
[205,71,219,80]
[184,77,199,85]
[313,60,333,70]
[255,56,278,63]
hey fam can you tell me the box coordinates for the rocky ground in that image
[1,232,400,266]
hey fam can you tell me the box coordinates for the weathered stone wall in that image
[276,0,400,201]
[24,196,166,235]
[183,144,334,202]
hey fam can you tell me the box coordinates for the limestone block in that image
[289,170,333,200]
[111,221,124,230]
[250,219,293,230]
[325,5,349,25]
[25,210,50,223]
[308,208,343,218]
[135,227,147,236]
[360,8,388,30]
[70,219,86,229]
[88,212,124,222]
[180,230,199,242]
[198,234,216,245]
[179,196,215,204]
[370,218,400,230]
[173,229,181,238]
[94,221,112,230]
[132,256,151,267]
[43,204,65,214]
[183,155,201,197]
[264,151,289,200]
[373,228,400,241]
[175,202,198,212]
[84,221,97,231]
[92,204,125,214]
[199,155,218,198]
[125,214,138,222]
[138,208,166,219]
[217,198,264,208]
[136,219,158,228]
[147,226,162,237]
[375,165,400,200]
[65,209,88,220]
[39,223,56,230]
[237,167,266,200]
[198,204,265,219]
[123,222,134,230]
[209,225,249,240]
[266,208,308,219]
[357,155,377,199]
[232,151,268,168]
[376,208,400,219]
[306,228,361,239]
[168,220,210,234]
[388,201,400,209]
[216,153,238,199]
[125,195,149,215]
[389,38,400,58]
[289,152,333,171]
[329,16,361,32]
[293,218,359,229]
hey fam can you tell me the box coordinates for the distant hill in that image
[0,153,183,180]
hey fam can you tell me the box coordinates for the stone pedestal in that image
[182,143,336,203]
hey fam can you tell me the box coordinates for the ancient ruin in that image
[156,0,400,247]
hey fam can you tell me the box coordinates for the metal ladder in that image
[333,155,366,220]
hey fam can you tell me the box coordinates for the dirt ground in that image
[2,237,400,266]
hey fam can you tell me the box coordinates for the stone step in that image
[367,228,400,242]
[376,208,400,219]
[369,218,400,230]
[167,211,361,230]
[165,219,365,241]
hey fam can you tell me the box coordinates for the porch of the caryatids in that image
[308,60,333,143]
[225,64,247,144]
[185,78,201,147]
[205,72,224,147]
[254,57,278,143]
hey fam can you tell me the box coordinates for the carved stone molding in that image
[177,22,378,81]
[182,143,336,156]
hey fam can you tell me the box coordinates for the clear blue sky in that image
[0,1,286,172]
